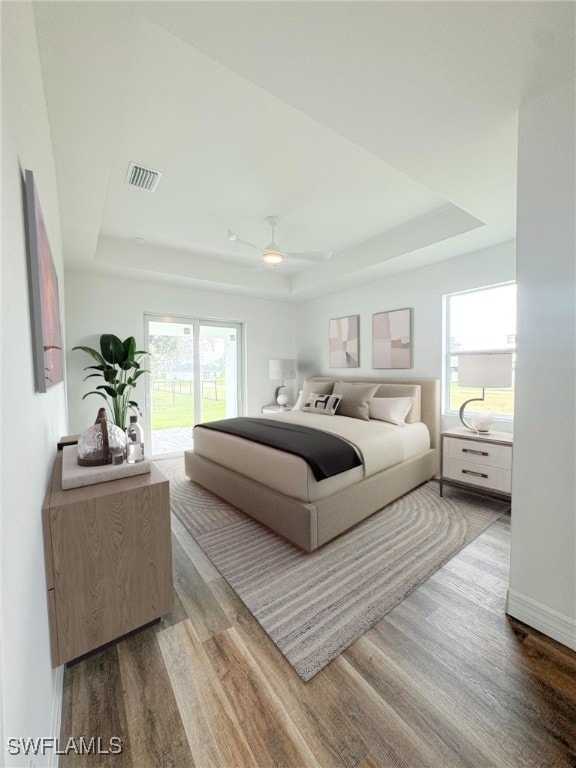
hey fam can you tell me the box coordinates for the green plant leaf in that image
[100,334,126,364]
[127,370,147,384]
[96,385,118,398]
[119,361,132,371]
[83,373,104,380]
[104,368,118,383]
[83,364,107,372]
[81,391,109,402]
[129,360,140,369]
[73,346,106,365]
[116,383,127,395]
[123,336,136,360]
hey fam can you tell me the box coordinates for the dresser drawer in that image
[443,458,512,494]
[443,437,512,470]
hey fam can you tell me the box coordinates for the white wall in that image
[508,79,576,649]
[296,241,516,431]
[1,4,67,766]
[65,271,297,433]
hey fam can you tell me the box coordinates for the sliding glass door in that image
[145,315,243,458]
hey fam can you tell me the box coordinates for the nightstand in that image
[261,404,294,413]
[440,427,513,499]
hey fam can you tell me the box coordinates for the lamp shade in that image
[269,359,296,380]
[457,353,513,388]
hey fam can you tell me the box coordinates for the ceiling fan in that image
[227,216,333,266]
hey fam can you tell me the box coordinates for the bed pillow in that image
[373,383,421,423]
[332,381,380,421]
[369,396,415,426]
[293,379,335,410]
[302,393,342,416]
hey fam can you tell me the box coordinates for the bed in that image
[185,376,440,552]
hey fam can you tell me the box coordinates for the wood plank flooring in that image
[60,507,576,768]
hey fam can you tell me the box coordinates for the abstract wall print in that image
[25,170,63,392]
[373,308,412,369]
[329,315,359,368]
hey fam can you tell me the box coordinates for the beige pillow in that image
[293,379,334,410]
[332,381,380,421]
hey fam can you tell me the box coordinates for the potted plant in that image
[73,334,148,428]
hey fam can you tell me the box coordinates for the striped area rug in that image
[162,459,508,681]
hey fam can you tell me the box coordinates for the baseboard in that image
[506,589,576,651]
[49,665,64,768]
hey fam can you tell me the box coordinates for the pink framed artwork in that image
[25,169,63,392]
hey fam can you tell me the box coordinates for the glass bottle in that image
[126,415,145,464]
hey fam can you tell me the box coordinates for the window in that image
[444,283,516,418]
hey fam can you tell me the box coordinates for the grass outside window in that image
[449,383,514,417]
[151,378,227,430]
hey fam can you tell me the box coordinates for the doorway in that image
[145,315,243,458]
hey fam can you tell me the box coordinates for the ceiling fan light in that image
[262,251,283,265]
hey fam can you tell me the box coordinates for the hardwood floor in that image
[60,509,576,768]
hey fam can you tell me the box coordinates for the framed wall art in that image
[329,315,359,368]
[25,169,63,392]
[372,308,412,369]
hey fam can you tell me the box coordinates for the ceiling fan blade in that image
[286,250,333,262]
[227,228,261,251]
[229,219,331,264]
[235,237,262,250]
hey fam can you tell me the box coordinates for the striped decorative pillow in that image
[302,393,342,416]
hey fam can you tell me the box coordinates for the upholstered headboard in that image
[306,376,440,450]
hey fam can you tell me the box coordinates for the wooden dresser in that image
[42,453,172,667]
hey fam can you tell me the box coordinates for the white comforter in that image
[193,411,429,503]
[256,410,403,476]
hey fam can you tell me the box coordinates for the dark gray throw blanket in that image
[195,417,362,481]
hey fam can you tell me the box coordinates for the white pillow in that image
[369,397,415,426]
[302,393,342,416]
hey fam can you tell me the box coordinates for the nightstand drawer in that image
[443,458,512,493]
[443,437,512,470]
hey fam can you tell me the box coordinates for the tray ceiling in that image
[34,1,574,300]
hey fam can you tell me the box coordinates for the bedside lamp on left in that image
[269,358,296,408]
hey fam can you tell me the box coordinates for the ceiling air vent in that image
[125,162,162,192]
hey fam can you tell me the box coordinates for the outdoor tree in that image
[149,334,194,378]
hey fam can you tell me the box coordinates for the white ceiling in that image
[34,1,575,301]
